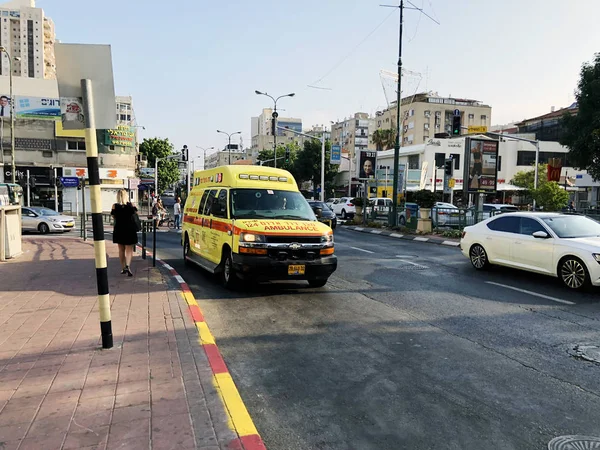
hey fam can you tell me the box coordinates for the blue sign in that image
[330,145,341,165]
[453,109,460,116]
[60,177,79,188]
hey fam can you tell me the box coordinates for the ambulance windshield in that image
[231,189,317,221]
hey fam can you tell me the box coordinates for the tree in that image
[560,53,600,178]
[293,140,339,198]
[256,142,300,173]
[372,129,397,151]
[512,164,569,211]
[139,138,179,194]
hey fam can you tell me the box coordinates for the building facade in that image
[250,108,303,162]
[375,92,492,147]
[515,104,577,142]
[204,144,246,169]
[0,0,55,79]
[330,112,374,159]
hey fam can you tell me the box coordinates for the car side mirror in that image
[533,231,549,239]
[313,207,323,218]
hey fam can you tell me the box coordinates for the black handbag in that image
[131,211,142,232]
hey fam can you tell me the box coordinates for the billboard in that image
[330,144,341,165]
[0,96,61,119]
[104,125,135,148]
[358,150,377,179]
[464,138,499,193]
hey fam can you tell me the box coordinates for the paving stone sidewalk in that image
[0,238,238,450]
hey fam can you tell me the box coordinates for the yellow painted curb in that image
[196,320,215,345]
[214,372,259,437]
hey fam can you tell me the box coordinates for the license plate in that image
[65,222,74,226]
[288,264,305,275]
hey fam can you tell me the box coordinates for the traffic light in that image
[30,176,36,188]
[444,158,453,176]
[181,145,188,161]
[285,147,290,163]
[49,169,56,187]
[452,115,461,136]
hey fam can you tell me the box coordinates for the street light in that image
[195,146,214,171]
[217,130,241,165]
[255,90,295,168]
[0,47,20,184]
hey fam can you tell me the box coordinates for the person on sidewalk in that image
[111,189,138,277]
[173,197,182,229]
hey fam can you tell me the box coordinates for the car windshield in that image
[308,201,331,211]
[35,208,59,216]
[231,189,317,221]
[542,215,600,238]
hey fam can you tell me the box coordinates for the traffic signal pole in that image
[390,0,404,227]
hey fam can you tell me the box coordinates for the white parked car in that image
[21,207,75,234]
[461,212,600,289]
[328,197,356,220]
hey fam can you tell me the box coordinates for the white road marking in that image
[174,275,185,284]
[390,233,404,238]
[442,240,460,247]
[162,263,173,270]
[354,227,364,231]
[371,230,383,234]
[485,281,575,305]
[414,237,429,242]
[350,246,374,254]
[395,256,428,269]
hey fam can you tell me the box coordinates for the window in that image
[424,110,431,117]
[424,124,429,130]
[468,114,474,120]
[481,115,487,122]
[119,114,126,121]
[408,155,419,170]
[67,140,85,151]
[126,115,131,121]
[498,155,502,171]
[516,151,536,166]
[487,216,519,233]
[434,153,446,168]
[212,189,228,218]
[450,153,460,170]
[423,135,429,141]
[409,109,415,116]
[520,218,547,236]
[197,190,208,214]
[203,189,217,215]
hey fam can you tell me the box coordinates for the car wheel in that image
[308,279,328,288]
[559,257,589,290]
[469,244,489,270]
[399,216,406,226]
[38,223,50,234]
[183,235,191,266]
[341,209,347,220]
[220,249,238,289]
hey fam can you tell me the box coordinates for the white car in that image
[21,207,76,234]
[461,212,600,289]
[328,197,356,220]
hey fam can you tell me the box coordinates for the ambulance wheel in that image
[220,249,238,289]
[183,235,191,266]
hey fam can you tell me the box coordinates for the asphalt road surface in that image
[153,227,600,450]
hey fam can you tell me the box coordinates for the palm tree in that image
[384,128,397,149]
[372,129,385,151]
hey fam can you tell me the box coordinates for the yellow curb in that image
[214,372,259,437]
[183,291,198,306]
[196,321,215,345]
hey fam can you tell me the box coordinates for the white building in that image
[0,0,55,79]
[205,145,246,169]
[367,136,584,199]
[250,108,302,162]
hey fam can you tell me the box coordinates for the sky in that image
[38,0,600,162]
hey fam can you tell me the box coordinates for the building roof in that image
[516,104,578,126]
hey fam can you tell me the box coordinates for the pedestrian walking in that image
[173,197,182,229]
[111,189,139,277]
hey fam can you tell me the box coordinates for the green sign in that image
[104,125,135,148]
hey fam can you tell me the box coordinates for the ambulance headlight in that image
[240,232,265,243]
[321,233,333,245]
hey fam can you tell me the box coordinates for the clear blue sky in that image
[41,0,599,161]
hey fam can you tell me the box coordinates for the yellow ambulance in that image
[182,165,337,288]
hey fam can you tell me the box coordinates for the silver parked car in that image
[21,207,76,234]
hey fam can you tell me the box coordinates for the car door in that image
[199,189,217,261]
[206,189,229,264]
[510,217,554,273]
[21,208,37,231]
[483,216,520,265]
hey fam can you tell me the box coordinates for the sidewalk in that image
[0,238,261,449]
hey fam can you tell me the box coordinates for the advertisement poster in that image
[330,144,341,165]
[0,95,10,117]
[358,150,377,179]
[60,97,85,130]
[104,125,136,148]
[465,138,499,193]
[17,97,61,119]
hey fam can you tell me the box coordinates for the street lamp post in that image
[195,146,214,171]
[255,91,295,168]
[217,130,241,165]
[0,47,19,184]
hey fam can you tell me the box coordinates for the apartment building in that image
[250,108,303,162]
[0,0,55,79]
[330,112,374,159]
[204,144,246,169]
[375,92,492,146]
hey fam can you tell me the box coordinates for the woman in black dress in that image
[111,189,138,277]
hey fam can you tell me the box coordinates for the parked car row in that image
[21,207,75,234]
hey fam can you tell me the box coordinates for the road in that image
[145,228,600,449]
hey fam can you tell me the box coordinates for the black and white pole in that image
[81,78,112,349]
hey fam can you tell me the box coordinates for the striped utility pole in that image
[82,79,112,349]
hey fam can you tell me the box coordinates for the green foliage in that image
[372,129,397,151]
[441,229,462,239]
[139,138,179,194]
[292,140,339,198]
[256,142,300,174]
[560,53,600,179]
[413,189,436,208]
[511,164,569,211]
